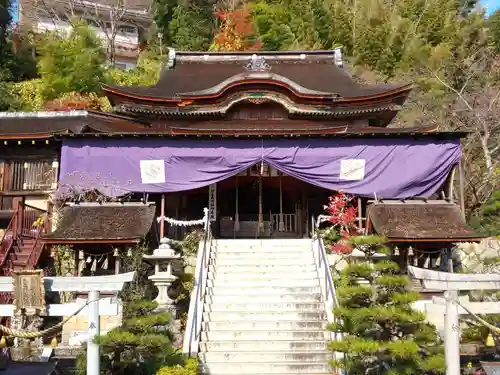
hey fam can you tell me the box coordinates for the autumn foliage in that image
[211,6,261,52]
[322,191,359,255]
[43,92,110,111]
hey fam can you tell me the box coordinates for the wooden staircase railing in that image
[0,202,48,327]
[0,201,48,272]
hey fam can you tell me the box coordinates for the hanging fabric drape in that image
[279,174,284,232]
[60,138,461,199]
[234,176,240,232]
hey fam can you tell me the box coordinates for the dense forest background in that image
[0,0,499,233]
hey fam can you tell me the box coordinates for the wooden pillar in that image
[46,200,53,233]
[458,158,465,219]
[12,199,22,237]
[114,248,120,275]
[160,194,165,239]
[357,197,363,233]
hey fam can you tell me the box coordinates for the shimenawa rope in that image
[456,300,500,334]
[0,299,98,338]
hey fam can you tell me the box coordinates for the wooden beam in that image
[0,299,120,317]
[0,272,135,292]
[430,297,500,315]
[422,279,500,291]
[408,265,500,282]
[160,194,165,238]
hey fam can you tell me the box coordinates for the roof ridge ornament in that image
[334,47,343,67]
[167,48,176,69]
[245,54,271,72]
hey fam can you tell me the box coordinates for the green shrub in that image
[156,358,198,375]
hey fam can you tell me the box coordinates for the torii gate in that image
[408,265,500,375]
[0,271,135,375]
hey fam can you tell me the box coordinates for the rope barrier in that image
[457,300,500,334]
[0,299,98,338]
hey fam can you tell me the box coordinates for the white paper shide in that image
[140,160,166,184]
[340,159,366,181]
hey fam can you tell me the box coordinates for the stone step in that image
[206,286,321,295]
[207,279,319,288]
[204,302,324,312]
[205,294,322,304]
[210,258,314,266]
[203,311,326,321]
[199,351,332,362]
[200,362,332,374]
[214,239,311,248]
[207,272,319,282]
[213,245,311,253]
[201,330,329,341]
[199,340,329,352]
[210,252,311,260]
[202,320,326,331]
[209,264,317,273]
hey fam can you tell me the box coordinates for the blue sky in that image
[484,0,500,14]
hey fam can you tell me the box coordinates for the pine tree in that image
[77,300,183,375]
[329,235,445,375]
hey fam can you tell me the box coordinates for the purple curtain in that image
[59,137,460,199]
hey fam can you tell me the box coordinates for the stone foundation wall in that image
[62,314,123,346]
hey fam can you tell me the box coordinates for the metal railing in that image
[311,216,344,372]
[182,216,212,356]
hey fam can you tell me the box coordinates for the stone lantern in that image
[143,237,181,314]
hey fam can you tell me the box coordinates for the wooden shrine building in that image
[0,49,482,273]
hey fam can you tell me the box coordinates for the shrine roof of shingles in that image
[102,49,413,106]
[366,200,484,243]
[0,110,150,139]
[42,203,156,244]
[0,110,469,138]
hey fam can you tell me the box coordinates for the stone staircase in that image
[199,239,333,375]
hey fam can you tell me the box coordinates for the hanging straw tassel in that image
[408,246,414,256]
[423,255,430,269]
[435,253,441,267]
[79,250,84,260]
[86,256,92,264]
[278,174,285,232]
[393,246,400,256]
[487,333,495,347]
[234,176,240,232]
[113,248,119,257]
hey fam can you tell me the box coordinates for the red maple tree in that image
[324,191,359,255]
[212,6,261,51]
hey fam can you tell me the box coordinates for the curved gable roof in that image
[103,51,411,103]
